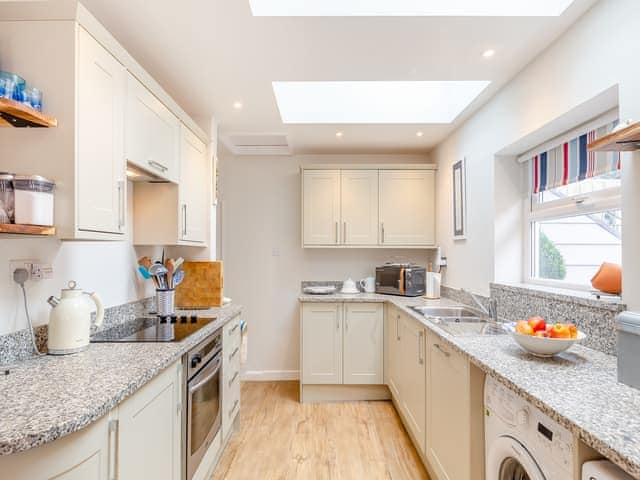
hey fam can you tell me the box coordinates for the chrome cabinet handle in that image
[182,204,187,236]
[229,346,240,361]
[343,221,347,244]
[230,323,240,334]
[117,180,125,231]
[396,316,400,341]
[229,399,239,418]
[418,331,424,365]
[228,371,239,388]
[148,159,168,172]
[434,343,451,357]
[381,222,385,243]
[108,419,118,480]
[335,221,339,244]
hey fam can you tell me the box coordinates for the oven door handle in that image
[189,357,221,394]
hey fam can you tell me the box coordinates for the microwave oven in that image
[375,263,426,297]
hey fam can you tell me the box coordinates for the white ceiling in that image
[81,0,598,155]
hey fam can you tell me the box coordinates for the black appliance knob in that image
[190,315,198,323]
[170,315,177,323]
[159,316,168,324]
[190,354,202,368]
[180,315,188,323]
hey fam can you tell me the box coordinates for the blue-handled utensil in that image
[138,265,151,279]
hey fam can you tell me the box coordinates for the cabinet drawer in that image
[224,316,242,350]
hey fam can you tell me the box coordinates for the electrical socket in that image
[31,263,53,280]
[9,259,39,283]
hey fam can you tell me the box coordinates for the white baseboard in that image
[241,370,300,381]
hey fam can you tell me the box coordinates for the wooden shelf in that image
[0,223,56,236]
[588,122,640,152]
[0,97,57,128]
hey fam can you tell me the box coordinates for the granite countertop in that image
[299,292,640,478]
[0,303,242,456]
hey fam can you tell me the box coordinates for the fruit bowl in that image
[506,323,586,357]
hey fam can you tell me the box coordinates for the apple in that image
[527,316,547,332]
[568,324,578,339]
[516,320,534,336]
[549,323,571,339]
[534,330,549,338]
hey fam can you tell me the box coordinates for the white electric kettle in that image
[47,281,104,355]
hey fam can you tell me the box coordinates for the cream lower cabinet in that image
[0,361,182,480]
[222,314,242,440]
[118,360,182,480]
[426,332,484,480]
[379,170,435,246]
[301,302,383,386]
[385,305,403,399]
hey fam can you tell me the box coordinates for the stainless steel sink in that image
[409,305,507,337]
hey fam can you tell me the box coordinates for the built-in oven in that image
[184,330,222,480]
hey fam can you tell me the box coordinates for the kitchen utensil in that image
[303,285,337,295]
[506,323,586,357]
[358,277,375,293]
[47,280,104,355]
[138,256,152,271]
[175,261,223,308]
[138,265,151,279]
[173,270,185,286]
[165,258,176,287]
[340,278,359,294]
[156,289,175,316]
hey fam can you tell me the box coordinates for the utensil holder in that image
[156,289,175,316]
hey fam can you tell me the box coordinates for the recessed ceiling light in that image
[482,49,496,58]
[335,131,344,138]
[416,131,424,137]
[272,81,491,124]
[233,101,243,110]
[250,0,574,17]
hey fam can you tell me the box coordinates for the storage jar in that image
[14,175,55,226]
[0,173,14,224]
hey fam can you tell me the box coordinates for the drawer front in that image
[224,316,242,350]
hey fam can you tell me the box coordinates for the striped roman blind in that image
[529,120,621,194]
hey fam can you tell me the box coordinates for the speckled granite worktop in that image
[0,303,242,456]
[300,293,640,478]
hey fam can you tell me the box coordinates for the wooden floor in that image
[212,381,429,480]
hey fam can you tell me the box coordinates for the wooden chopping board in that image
[175,261,223,308]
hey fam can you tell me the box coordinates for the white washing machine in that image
[485,376,574,480]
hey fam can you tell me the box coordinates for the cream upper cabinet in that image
[398,313,427,455]
[426,333,472,480]
[301,303,343,384]
[386,306,403,399]
[302,170,341,245]
[343,303,383,384]
[77,27,126,236]
[125,72,180,183]
[179,125,209,244]
[118,361,182,480]
[341,170,379,245]
[379,170,435,246]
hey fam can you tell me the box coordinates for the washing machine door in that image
[487,436,546,480]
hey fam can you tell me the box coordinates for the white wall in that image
[220,154,435,379]
[432,0,640,306]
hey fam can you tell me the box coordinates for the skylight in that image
[272,81,491,124]
[250,0,574,17]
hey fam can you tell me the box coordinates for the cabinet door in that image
[125,73,180,183]
[179,125,209,243]
[379,170,435,246]
[343,303,383,384]
[118,361,182,480]
[399,314,426,455]
[386,306,403,400]
[341,170,378,245]
[222,315,242,439]
[77,27,126,235]
[301,303,342,384]
[302,170,341,245]
[426,334,471,480]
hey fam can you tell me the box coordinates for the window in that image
[525,120,622,290]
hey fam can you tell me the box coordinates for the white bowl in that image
[508,325,586,357]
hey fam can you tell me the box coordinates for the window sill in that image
[490,282,626,312]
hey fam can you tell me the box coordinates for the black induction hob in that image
[90,315,216,343]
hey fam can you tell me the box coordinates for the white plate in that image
[303,286,337,295]
[507,323,586,357]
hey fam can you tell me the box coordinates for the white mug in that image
[359,276,376,293]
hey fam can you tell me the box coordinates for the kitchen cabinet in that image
[379,170,435,246]
[76,26,127,236]
[343,303,383,384]
[341,170,379,245]
[426,332,484,480]
[133,124,210,246]
[125,73,180,183]
[302,170,341,245]
[118,361,182,480]
[386,305,403,399]
[301,303,343,384]
[398,312,427,455]
[222,314,242,440]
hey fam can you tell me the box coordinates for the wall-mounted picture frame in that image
[452,158,467,240]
